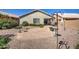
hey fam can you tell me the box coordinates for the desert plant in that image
[0,21,3,29]
[22,21,29,26]
[15,25,22,29]
[29,24,36,26]
[29,24,44,27]
[49,27,54,31]
[75,44,79,49]
[8,19,18,27]
[39,24,44,28]
[2,23,10,29]
[0,19,18,29]
[0,36,11,49]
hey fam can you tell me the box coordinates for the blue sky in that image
[0,9,79,16]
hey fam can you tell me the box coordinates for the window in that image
[33,18,40,24]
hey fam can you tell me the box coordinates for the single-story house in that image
[1,10,79,29]
[0,10,55,25]
[19,10,53,25]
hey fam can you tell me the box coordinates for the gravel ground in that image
[58,22,79,49]
[0,25,79,49]
[7,26,57,49]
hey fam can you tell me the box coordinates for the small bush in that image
[8,20,18,28]
[29,24,44,27]
[15,25,22,29]
[0,25,2,29]
[22,21,29,26]
[39,24,44,28]
[75,44,79,49]
[0,19,18,29]
[29,24,38,26]
[55,22,57,26]
[49,27,54,31]
[0,36,11,49]
[0,21,3,29]
[2,23,10,29]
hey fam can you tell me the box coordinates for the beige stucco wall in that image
[64,19,79,30]
[20,12,52,24]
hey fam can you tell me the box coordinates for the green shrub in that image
[2,23,10,29]
[0,20,3,29]
[0,24,2,29]
[0,25,2,29]
[75,44,79,49]
[0,19,18,29]
[15,25,22,29]
[30,24,44,27]
[39,24,44,28]
[0,36,11,49]
[8,20,18,28]
[49,27,54,31]
[30,24,37,26]
[22,21,29,26]
[29,24,36,26]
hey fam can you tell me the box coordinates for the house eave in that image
[19,10,52,18]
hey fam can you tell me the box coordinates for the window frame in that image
[33,18,40,24]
